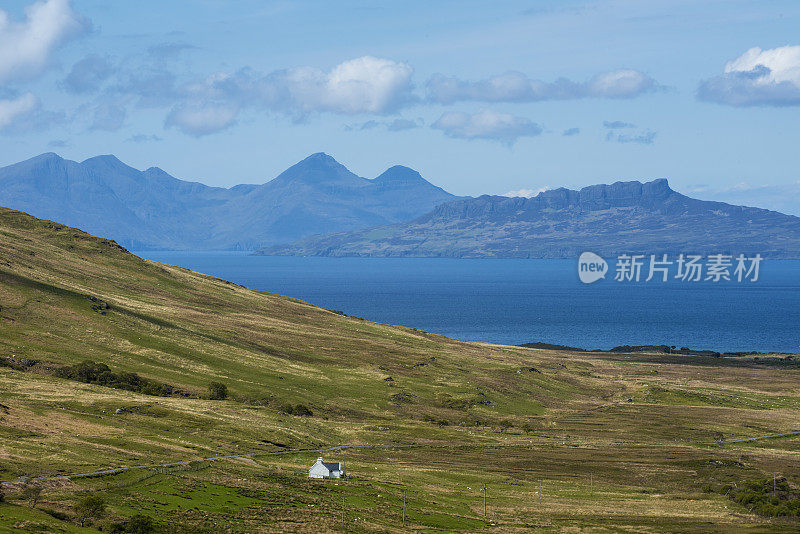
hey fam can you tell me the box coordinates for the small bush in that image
[725,477,800,517]
[41,508,70,521]
[106,514,156,533]
[0,485,4,502]
[55,361,174,397]
[208,381,228,400]
[283,403,312,416]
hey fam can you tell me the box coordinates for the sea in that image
[137,252,800,354]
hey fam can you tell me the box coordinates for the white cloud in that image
[505,186,550,198]
[165,102,239,136]
[726,46,800,86]
[587,70,655,98]
[698,45,800,106]
[431,109,543,144]
[185,56,414,116]
[426,69,659,104]
[0,0,87,83]
[315,56,414,114]
[162,56,415,135]
[0,93,38,130]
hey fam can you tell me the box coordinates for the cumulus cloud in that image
[505,186,550,198]
[165,102,239,136]
[160,56,415,135]
[562,127,580,136]
[431,109,543,144]
[0,0,88,83]
[698,46,800,107]
[426,69,659,104]
[0,93,39,130]
[61,54,114,94]
[195,56,414,114]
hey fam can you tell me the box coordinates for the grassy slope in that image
[0,206,799,532]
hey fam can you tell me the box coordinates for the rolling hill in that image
[262,178,800,258]
[0,207,799,532]
[0,152,457,250]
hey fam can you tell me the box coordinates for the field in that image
[0,206,799,532]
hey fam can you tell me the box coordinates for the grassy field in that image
[0,206,799,532]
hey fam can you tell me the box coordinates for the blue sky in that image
[0,0,799,212]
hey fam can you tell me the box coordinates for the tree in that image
[75,494,106,526]
[208,381,228,400]
[21,484,42,508]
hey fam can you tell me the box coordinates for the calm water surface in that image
[138,252,800,354]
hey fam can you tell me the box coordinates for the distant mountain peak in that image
[80,154,141,176]
[82,154,124,165]
[271,152,363,186]
[297,152,343,169]
[307,151,336,160]
[35,152,63,161]
[20,152,66,167]
[374,165,426,184]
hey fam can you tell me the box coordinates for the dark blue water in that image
[137,252,800,354]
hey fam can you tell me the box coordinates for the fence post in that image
[483,483,487,517]
[402,490,406,527]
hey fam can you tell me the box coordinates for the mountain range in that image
[2,152,799,258]
[0,152,456,250]
[262,178,800,258]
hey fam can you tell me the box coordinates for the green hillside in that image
[1,206,799,532]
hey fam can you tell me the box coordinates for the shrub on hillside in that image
[208,381,228,400]
[722,477,800,517]
[41,508,70,521]
[106,514,156,533]
[55,361,174,396]
[282,403,313,416]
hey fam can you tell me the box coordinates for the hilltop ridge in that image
[262,178,800,258]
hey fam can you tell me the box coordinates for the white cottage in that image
[308,457,345,479]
